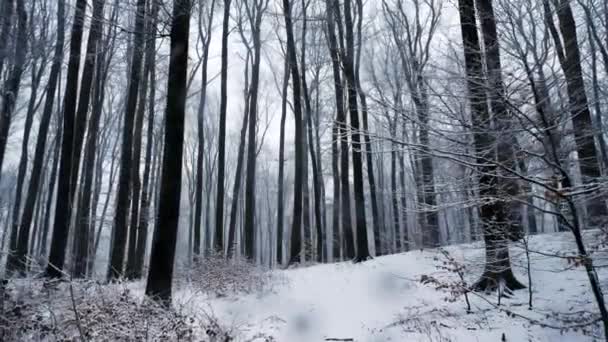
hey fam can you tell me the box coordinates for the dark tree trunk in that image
[552,0,607,222]
[390,134,402,252]
[244,1,266,260]
[40,111,63,260]
[193,0,216,259]
[325,0,354,260]
[68,0,105,278]
[276,58,289,265]
[354,0,381,256]
[0,0,14,78]
[476,0,523,241]
[588,23,608,173]
[331,111,341,261]
[457,0,524,292]
[215,0,232,254]
[125,2,156,279]
[108,0,146,281]
[282,0,304,266]
[0,0,26,186]
[145,0,190,305]
[300,0,323,263]
[226,104,249,258]
[44,0,87,278]
[6,24,44,275]
[135,0,160,278]
[73,52,106,278]
[342,0,370,262]
[414,83,439,248]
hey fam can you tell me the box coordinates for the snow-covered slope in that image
[176,232,606,341]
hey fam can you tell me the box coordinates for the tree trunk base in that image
[472,270,526,295]
[352,255,372,263]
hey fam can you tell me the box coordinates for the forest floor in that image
[8,230,608,341]
[170,230,607,341]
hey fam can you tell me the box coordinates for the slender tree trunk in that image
[108,0,146,281]
[193,0,216,259]
[331,112,341,262]
[0,0,14,78]
[588,23,608,173]
[244,2,266,260]
[276,57,289,265]
[340,0,370,262]
[125,7,153,279]
[135,0,160,278]
[390,129,402,252]
[226,106,250,258]
[282,0,305,266]
[354,0,380,256]
[44,0,87,278]
[145,0,190,305]
[299,0,323,263]
[215,0,232,254]
[325,0,354,260]
[551,0,607,222]
[6,42,44,275]
[40,103,63,261]
[65,0,105,278]
[0,0,26,187]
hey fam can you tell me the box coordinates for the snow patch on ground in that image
[173,231,606,341]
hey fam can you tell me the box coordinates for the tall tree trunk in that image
[587,22,608,173]
[550,0,607,222]
[282,0,304,266]
[244,1,267,260]
[193,0,216,259]
[276,57,289,265]
[135,0,160,278]
[44,0,87,278]
[476,0,523,242]
[331,114,341,261]
[341,0,370,262]
[226,103,250,258]
[0,0,14,78]
[300,0,323,263]
[108,0,146,281]
[457,0,524,292]
[6,34,43,275]
[0,0,26,187]
[145,0,190,305]
[354,0,381,256]
[125,5,154,279]
[390,125,402,252]
[215,0,232,254]
[67,0,105,278]
[326,0,354,260]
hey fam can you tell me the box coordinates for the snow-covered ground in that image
[172,231,606,341]
[10,231,606,341]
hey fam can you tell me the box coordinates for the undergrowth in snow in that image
[5,231,608,341]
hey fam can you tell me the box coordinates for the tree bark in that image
[44,0,87,278]
[108,0,146,281]
[215,0,232,254]
[457,0,524,292]
[145,0,190,305]
[193,0,216,259]
[244,0,267,260]
[276,57,289,265]
[134,0,160,278]
[325,0,354,260]
[282,0,305,266]
[551,0,607,222]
